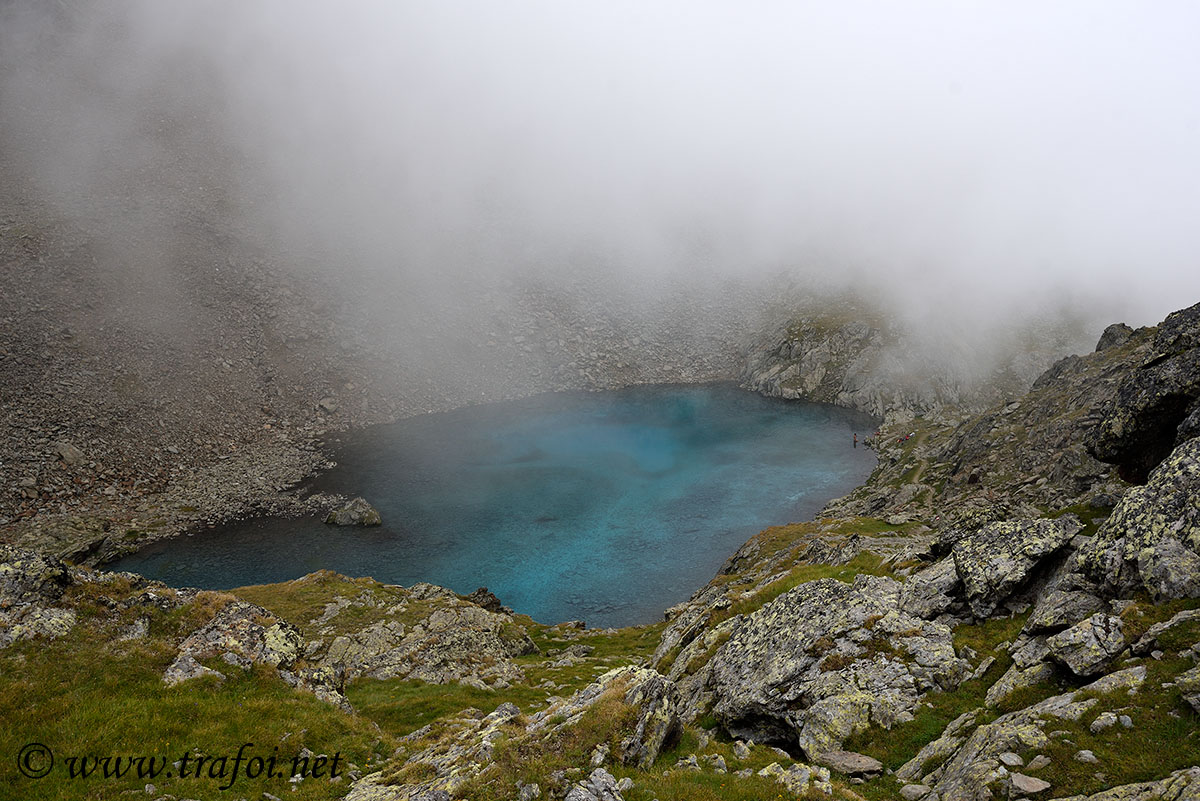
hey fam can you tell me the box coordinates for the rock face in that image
[951,517,1081,618]
[1089,301,1200,483]
[325,496,382,526]
[706,575,969,756]
[1076,435,1200,599]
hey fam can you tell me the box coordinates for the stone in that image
[325,497,382,526]
[998,751,1024,767]
[952,518,1080,618]
[1074,749,1099,763]
[732,740,751,760]
[1026,755,1052,771]
[1088,301,1200,481]
[1175,665,1200,713]
[986,662,1056,707]
[163,653,226,686]
[1077,435,1200,598]
[1089,712,1118,733]
[1011,772,1052,794]
[564,768,624,801]
[0,545,70,608]
[1132,609,1200,654]
[1045,614,1127,677]
[706,575,968,755]
[815,750,883,777]
[53,441,84,465]
[464,586,504,613]
[900,784,931,800]
[1024,590,1107,634]
[1095,323,1135,352]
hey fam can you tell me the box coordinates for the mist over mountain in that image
[3,1,1198,378]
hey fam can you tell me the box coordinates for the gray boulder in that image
[951,518,1080,618]
[1044,613,1127,677]
[1089,301,1200,482]
[564,768,624,801]
[706,575,968,756]
[1024,590,1107,634]
[325,497,382,526]
[0,545,70,608]
[1076,435,1200,599]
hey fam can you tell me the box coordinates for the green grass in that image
[1019,654,1200,795]
[0,601,393,801]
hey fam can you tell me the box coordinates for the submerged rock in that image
[325,497,382,526]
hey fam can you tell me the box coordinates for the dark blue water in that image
[112,384,877,627]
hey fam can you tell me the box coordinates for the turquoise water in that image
[112,384,877,627]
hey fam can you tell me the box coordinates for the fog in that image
[4,1,1200,368]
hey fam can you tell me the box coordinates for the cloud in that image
[3,1,1198,343]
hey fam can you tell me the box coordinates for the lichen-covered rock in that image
[757,761,833,796]
[1024,590,1108,634]
[922,691,1097,800]
[1089,301,1200,482]
[1176,665,1200,714]
[527,667,681,769]
[899,558,961,620]
[318,601,535,688]
[951,518,1081,618]
[325,496,382,526]
[0,544,70,608]
[1076,436,1200,599]
[1096,323,1136,352]
[169,599,302,672]
[706,575,968,755]
[984,662,1056,707]
[1044,613,1127,677]
[0,545,77,647]
[814,749,883,777]
[564,768,624,801]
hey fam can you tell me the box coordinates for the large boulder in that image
[1089,301,1200,483]
[0,544,70,608]
[1075,435,1200,599]
[706,575,968,756]
[166,599,302,677]
[1044,613,1127,677]
[951,518,1080,618]
[325,497,382,526]
[318,601,536,687]
[0,545,76,648]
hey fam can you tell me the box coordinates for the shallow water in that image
[112,384,877,627]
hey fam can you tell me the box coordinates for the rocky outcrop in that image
[325,496,383,526]
[0,544,76,647]
[313,596,536,689]
[349,667,679,801]
[706,575,969,756]
[1075,435,1200,599]
[1043,613,1127,677]
[1089,301,1200,483]
[951,517,1081,618]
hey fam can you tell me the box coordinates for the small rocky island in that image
[3,298,1199,801]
